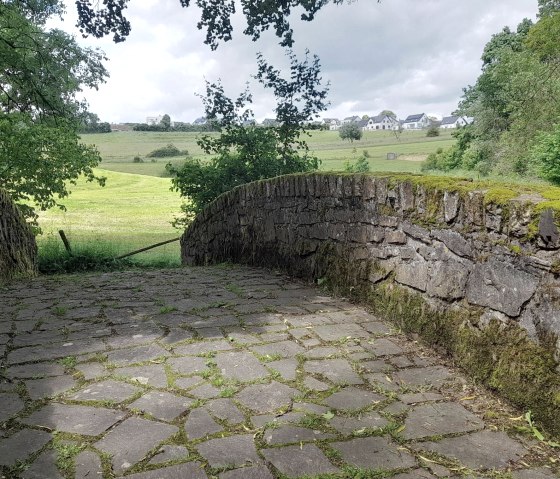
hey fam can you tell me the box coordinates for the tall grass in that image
[38,237,181,274]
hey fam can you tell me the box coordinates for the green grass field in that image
[83,129,456,176]
[36,128,456,265]
[36,169,183,264]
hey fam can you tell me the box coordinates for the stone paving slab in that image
[21,450,62,479]
[415,430,528,469]
[21,403,125,435]
[129,391,193,421]
[196,435,261,468]
[0,266,557,479]
[69,379,140,403]
[262,444,339,478]
[0,429,51,466]
[332,436,417,470]
[94,417,178,474]
[0,393,24,422]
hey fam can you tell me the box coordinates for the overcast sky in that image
[53,0,538,123]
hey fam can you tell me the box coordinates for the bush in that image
[133,155,143,163]
[426,125,440,137]
[531,125,560,184]
[147,144,189,158]
[344,155,370,173]
[421,146,462,172]
[339,122,363,142]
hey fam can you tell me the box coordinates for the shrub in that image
[133,155,143,163]
[531,125,560,184]
[426,125,440,137]
[147,144,189,158]
[344,155,370,173]
[422,145,461,172]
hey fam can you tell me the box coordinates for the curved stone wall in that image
[0,189,37,284]
[181,173,560,434]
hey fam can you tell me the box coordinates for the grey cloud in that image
[67,0,537,122]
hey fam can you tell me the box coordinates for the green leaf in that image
[322,411,334,420]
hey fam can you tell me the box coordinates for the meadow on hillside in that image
[36,129,456,263]
[82,129,456,176]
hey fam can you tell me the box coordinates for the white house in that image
[363,114,399,131]
[146,115,163,125]
[403,113,430,129]
[440,115,471,129]
[322,118,341,130]
[342,115,361,125]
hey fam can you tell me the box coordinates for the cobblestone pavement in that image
[0,266,558,479]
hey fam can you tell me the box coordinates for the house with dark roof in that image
[403,113,429,129]
[441,115,470,129]
[363,114,399,131]
[342,115,361,125]
[357,118,369,130]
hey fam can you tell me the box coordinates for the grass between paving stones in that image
[52,439,85,477]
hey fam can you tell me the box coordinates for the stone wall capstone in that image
[181,173,560,435]
[0,189,38,284]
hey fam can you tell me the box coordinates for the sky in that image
[52,0,538,124]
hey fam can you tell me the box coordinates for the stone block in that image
[539,208,560,249]
[466,260,539,316]
[395,259,428,291]
[427,259,470,300]
[432,229,472,258]
[444,191,460,223]
[385,230,407,244]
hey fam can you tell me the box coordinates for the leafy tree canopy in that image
[0,0,108,221]
[379,110,396,118]
[74,0,363,48]
[339,122,363,142]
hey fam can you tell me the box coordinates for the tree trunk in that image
[0,189,37,283]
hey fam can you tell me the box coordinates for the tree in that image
[538,0,560,17]
[167,50,329,225]
[160,114,171,131]
[339,122,363,142]
[1,1,108,221]
[380,110,397,119]
[74,0,360,48]
[79,112,111,133]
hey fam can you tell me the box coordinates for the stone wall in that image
[181,173,560,434]
[0,189,37,284]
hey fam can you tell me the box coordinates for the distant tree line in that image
[79,113,111,134]
[132,122,218,133]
